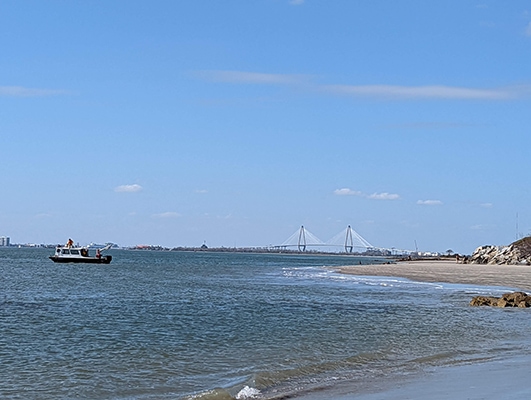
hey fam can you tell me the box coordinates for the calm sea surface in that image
[1,248,531,399]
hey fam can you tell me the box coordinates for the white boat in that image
[49,243,113,264]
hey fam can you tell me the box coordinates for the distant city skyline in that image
[0,236,10,247]
[2,1,531,254]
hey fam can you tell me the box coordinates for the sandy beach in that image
[338,259,531,292]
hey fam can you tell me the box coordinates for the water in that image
[1,248,531,399]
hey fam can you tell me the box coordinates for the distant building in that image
[0,236,10,246]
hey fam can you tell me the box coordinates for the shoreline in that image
[291,259,531,399]
[337,259,531,292]
[294,355,531,400]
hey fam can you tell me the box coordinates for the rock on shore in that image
[469,237,531,265]
[470,291,531,308]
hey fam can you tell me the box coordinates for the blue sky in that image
[1,1,530,253]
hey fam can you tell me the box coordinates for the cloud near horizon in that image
[115,184,143,193]
[368,192,400,200]
[333,188,363,196]
[152,212,181,218]
[195,70,531,101]
[334,188,399,200]
[417,199,443,205]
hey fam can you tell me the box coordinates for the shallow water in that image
[1,248,530,399]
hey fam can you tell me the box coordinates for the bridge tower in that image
[298,226,307,252]
[345,225,354,253]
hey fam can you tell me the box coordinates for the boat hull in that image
[49,255,112,264]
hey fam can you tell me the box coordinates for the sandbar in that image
[338,259,531,291]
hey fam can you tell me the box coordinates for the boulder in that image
[469,296,499,307]
[469,242,531,265]
[470,291,531,308]
[502,291,528,304]
[469,236,531,265]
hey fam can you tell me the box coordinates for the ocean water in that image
[1,248,531,399]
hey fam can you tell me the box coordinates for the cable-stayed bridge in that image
[274,225,375,253]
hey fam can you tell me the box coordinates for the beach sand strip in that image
[338,260,531,292]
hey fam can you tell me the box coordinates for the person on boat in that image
[66,238,74,248]
[96,249,101,259]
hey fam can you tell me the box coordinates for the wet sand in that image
[297,356,531,400]
[338,259,531,291]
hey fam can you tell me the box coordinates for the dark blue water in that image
[1,248,531,399]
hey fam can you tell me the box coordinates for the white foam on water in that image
[235,385,261,399]
[282,266,525,296]
[282,266,445,289]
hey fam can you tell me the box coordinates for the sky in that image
[1,1,531,254]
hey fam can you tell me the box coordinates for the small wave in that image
[236,386,261,399]
[283,266,444,289]
[184,385,261,400]
[184,388,234,400]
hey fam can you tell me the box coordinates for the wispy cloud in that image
[525,22,531,37]
[290,0,305,5]
[35,212,53,218]
[115,184,143,193]
[321,84,516,100]
[368,192,400,200]
[153,212,181,218]
[377,121,486,130]
[333,188,363,196]
[470,224,495,230]
[480,202,493,208]
[334,188,399,200]
[195,70,531,101]
[0,86,69,97]
[417,199,443,206]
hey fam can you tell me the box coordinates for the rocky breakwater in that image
[469,237,531,265]
[470,291,531,308]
